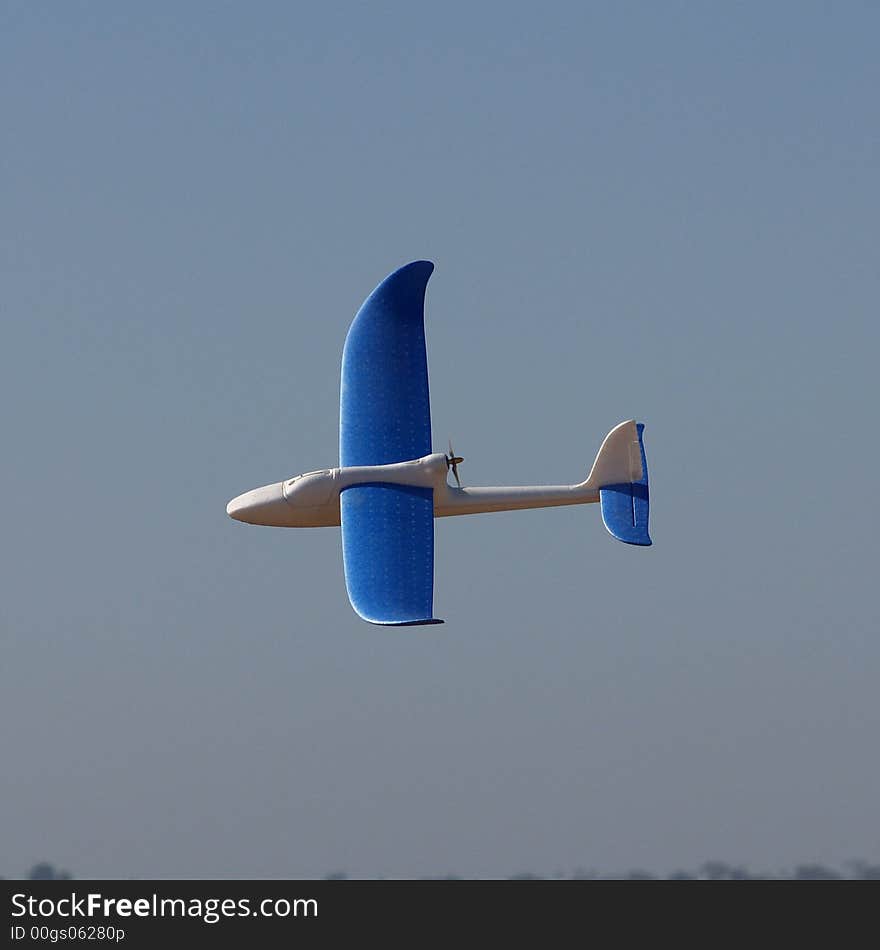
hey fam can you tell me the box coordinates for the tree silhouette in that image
[28,862,72,880]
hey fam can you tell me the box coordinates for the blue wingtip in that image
[364,260,434,313]
[371,618,445,627]
[599,422,652,546]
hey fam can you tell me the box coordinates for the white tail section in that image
[581,420,644,489]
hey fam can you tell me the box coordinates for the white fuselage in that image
[226,452,601,528]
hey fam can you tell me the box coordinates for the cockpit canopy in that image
[283,469,336,507]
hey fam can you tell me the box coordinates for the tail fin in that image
[582,420,651,546]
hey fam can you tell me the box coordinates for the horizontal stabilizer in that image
[599,423,651,546]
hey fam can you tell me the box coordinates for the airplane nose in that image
[226,482,287,525]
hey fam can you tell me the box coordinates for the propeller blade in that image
[446,438,464,487]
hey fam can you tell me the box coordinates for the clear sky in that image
[3,1,878,878]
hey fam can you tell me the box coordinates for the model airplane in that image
[227,261,651,626]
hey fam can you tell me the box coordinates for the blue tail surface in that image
[599,423,651,546]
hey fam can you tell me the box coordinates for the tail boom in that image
[433,482,598,518]
[433,419,651,536]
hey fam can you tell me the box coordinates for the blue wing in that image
[338,261,441,625]
[339,260,434,467]
[340,483,441,625]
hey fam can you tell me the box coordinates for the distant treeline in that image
[7,860,880,880]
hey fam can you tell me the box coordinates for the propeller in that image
[446,439,464,488]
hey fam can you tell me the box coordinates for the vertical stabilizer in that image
[583,421,651,546]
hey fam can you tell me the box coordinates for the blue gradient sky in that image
[3,2,878,878]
